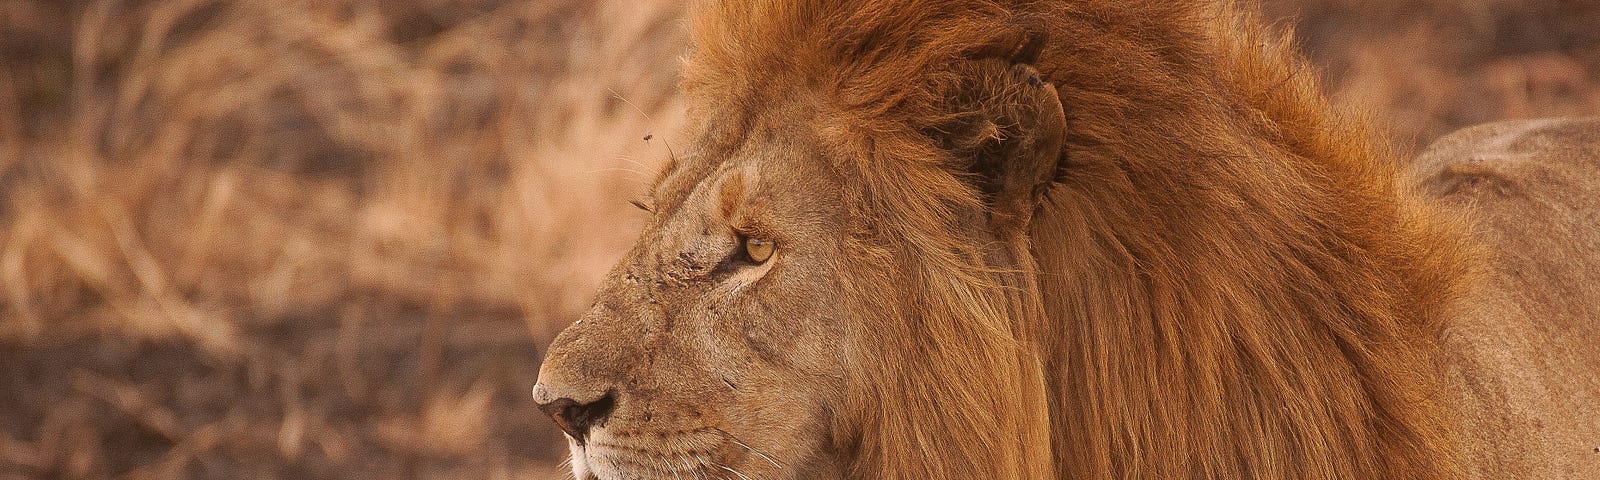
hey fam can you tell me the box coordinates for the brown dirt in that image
[0,0,1595,478]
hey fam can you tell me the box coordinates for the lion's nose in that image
[533,384,616,445]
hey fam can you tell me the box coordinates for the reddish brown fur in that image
[684,1,1471,478]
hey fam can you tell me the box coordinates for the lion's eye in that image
[743,237,775,264]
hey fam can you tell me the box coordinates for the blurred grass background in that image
[0,0,1596,478]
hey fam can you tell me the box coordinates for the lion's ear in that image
[936,21,1066,235]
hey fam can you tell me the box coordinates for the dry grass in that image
[1266,0,1600,150]
[1,0,686,477]
[0,0,1595,478]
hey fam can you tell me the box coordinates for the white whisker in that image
[679,453,705,480]
[660,454,684,480]
[585,167,652,178]
[692,454,720,480]
[714,429,784,470]
[712,460,754,480]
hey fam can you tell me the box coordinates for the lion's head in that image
[534,4,1066,479]
[536,1,1471,479]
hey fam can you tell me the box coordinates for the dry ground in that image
[0,0,1596,478]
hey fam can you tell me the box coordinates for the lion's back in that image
[1410,117,1600,479]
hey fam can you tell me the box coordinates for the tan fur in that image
[534,1,1500,479]
[1410,117,1600,479]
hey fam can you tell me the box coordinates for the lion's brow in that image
[718,171,745,220]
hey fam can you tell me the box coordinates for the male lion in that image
[533,1,1598,479]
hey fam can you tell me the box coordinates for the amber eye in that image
[744,237,775,264]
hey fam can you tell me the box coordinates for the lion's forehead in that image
[655,162,753,237]
[655,133,840,227]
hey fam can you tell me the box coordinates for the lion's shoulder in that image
[1414,117,1600,479]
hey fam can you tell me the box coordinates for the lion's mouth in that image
[572,446,755,480]
[565,426,779,480]
[573,452,720,480]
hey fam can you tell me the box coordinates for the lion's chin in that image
[565,439,596,480]
[565,440,622,480]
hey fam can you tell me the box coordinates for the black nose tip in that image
[536,391,615,445]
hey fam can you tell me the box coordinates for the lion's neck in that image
[1028,152,1461,478]
[1022,4,1466,479]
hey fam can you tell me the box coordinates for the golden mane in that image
[685,1,1471,478]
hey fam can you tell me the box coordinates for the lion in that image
[1410,117,1600,479]
[532,1,1597,479]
